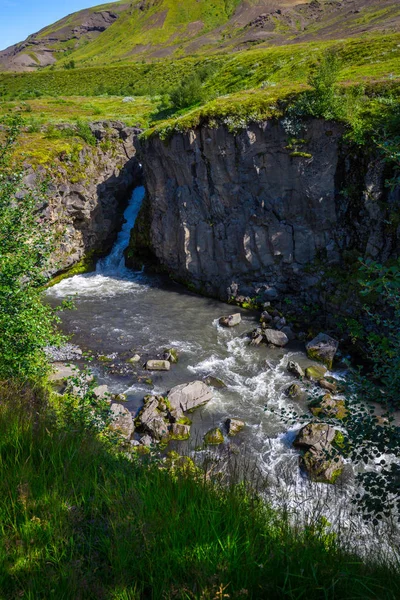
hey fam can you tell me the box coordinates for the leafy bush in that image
[0,116,65,380]
[169,74,204,110]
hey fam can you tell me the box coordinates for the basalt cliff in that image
[127,119,400,313]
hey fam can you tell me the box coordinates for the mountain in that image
[1,0,400,72]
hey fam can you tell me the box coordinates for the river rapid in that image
[46,187,399,560]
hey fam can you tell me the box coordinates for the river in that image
[46,186,399,560]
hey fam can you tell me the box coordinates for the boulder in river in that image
[219,313,241,327]
[293,422,344,484]
[310,394,348,420]
[287,361,305,379]
[145,360,171,371]
[319,378,337,393]
[204,427,224,445]
[285,383,302,399]
[170,423,191,440]
[225,418,245,437]
[109,403,135,440]
[305,364,327,381]
[163,348,179,363]
[136,395,170,441]
[168,381,213,413]
[128,354,141,364]
[264,329,289,347]
[306,333,339,369]
[260,310,272,324]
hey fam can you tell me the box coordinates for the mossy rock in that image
[204,427,224,445]
[301,447,344,484]
[305,364,327,381]
[163,348,179,363]
[309,395,348,420]
[285,383,302,399]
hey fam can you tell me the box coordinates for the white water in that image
[47,187,400,560]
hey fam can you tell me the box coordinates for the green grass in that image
[0,383,399,599]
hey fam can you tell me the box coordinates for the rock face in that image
[29,122,141,278]
[168,381,213,413]
[131,119,400,316]
[306,333,339,369]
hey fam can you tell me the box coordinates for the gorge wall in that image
[128,119,400,313]
[26,121,142,278]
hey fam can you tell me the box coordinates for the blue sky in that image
[0,0,105,50]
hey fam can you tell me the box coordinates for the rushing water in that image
[47,187,399,558]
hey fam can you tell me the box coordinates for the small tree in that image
[0,116,65,381]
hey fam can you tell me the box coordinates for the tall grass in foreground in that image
[0,384,399,600]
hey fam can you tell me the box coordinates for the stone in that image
[145,360,171,371]
[139,434,153,446]
[287,361,305,379]
[168,381,213,413]
[204,376,226,389]
[319,379,337,393]
[260,310,272,323]
[305,364,327,381]
[301,447,344,484]
[285,383,301,399]
[163,348,179,363]
[225,418,245,437]
[48,363,77,383]
[310,395,348,420]
[294,423,336,452]
[263,329,289,347]
[92,385,110,401]
[129,354,141,364]
[219,313,241,327]
[281,326,295,341]
[109,403,135,440]
[204,428,224,445]
[306,333,339,369]
[114,393,127,402]
[170,423,191,440]
[136,396,170,441]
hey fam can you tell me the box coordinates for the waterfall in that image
[97,186,145,276]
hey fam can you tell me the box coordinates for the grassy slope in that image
[0,385,399,599]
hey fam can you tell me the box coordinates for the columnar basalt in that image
[129,119,400,309]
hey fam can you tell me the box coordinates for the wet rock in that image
[204,376,226,389]
[219,313,241,327]
[264,329,289,347]
[285,383,302,399]
[287,361,305,379]
[163,348,179,364]
[310,394,348,420]
[306,333,339,369]
[113,393,127,402]
[273,316,286,330]
[170,423,191,440]
[225,418,245,437]
[294,422,336,452]
[109,403,135,440]
[260,310,272,324]
[93,385,110,401]
[145,360,171,371]
[319,378,337,393]
[136,396,170,441]
[204,427,224,445]
[168,381,213,413]
[250,330,264,346]
[128,354,141,364]
[305,364,327,381]
[301,446,344,484]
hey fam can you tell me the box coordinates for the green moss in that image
[290,152,313,158]
[305,365,328,381]
[307,348,333,370]
[176,416,192,426]
[204,427,224,445]
[45,251,96,288]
